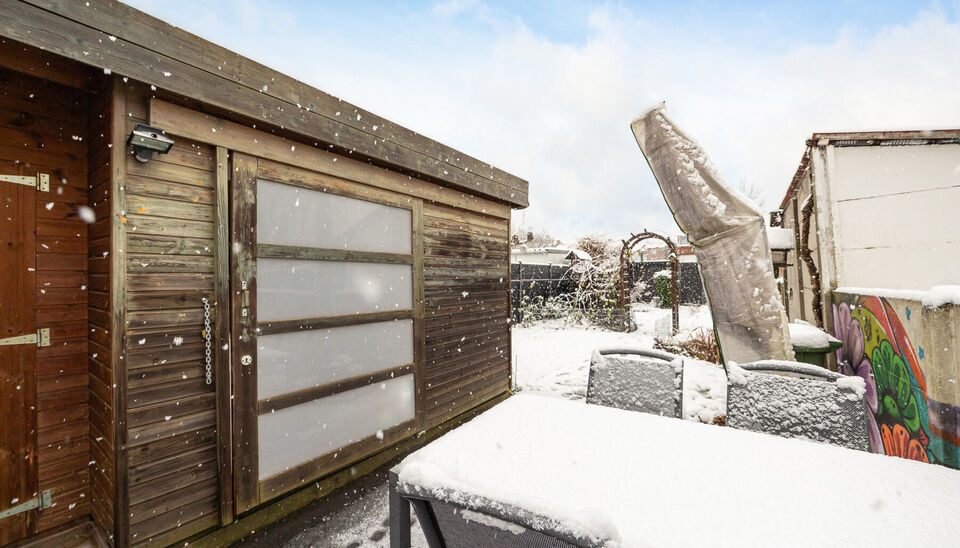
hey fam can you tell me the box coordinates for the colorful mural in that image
[833,294,960,469]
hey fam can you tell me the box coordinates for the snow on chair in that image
[725,361,870,451]
[586,347,683,418]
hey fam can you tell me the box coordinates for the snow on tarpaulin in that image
[396,394,960,547]
[631,104,793,364]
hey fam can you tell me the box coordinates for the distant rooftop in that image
[511,247,591,264]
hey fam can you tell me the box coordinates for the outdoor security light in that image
[127,123,175,163]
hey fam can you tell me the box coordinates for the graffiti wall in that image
[832,293,960,469]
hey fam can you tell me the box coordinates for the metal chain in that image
[201,297,213,385]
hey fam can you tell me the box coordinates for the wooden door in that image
[0,166,38,544]
[230,154,425,513]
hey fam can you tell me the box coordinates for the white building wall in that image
[827,143,960,290]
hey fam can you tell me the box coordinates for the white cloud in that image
[126,2,960,241]
[433,0,481,18]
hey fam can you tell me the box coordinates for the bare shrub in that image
[654,327,720,364]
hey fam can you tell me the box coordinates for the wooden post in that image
[670,255,680,335]
[230,153,259,514]
[388,471,411,548]
[412,200,426,431]
[109,77,130,548]
[214,147,234,525]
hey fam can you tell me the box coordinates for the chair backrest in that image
[586,347,683,418]
[737,359,844,381]
[726,364,870,451]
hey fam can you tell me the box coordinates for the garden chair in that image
[389,471,610,548]
[586,347,683,418]
[725,361,870,451]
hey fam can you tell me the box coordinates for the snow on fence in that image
[510,261,705,320]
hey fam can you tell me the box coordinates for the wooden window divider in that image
[257,308,414,336]
[257,363,415,415]
[257,243,413,265]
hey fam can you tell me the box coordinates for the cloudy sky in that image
[127,0,960,241]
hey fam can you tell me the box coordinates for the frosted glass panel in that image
[257,320,414,400]
[257,179,411,254]
[258,375,415,479]
[257,259,412,321]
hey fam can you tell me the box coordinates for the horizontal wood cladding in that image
[148,100,512,219]
[88,77,116,543]
[2,1,529,208]
[422,204,511,429]
[119,83,219,547]
[0,66,93,534]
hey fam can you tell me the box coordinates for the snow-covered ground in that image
[250,304,726,547]
[512,304,727,423]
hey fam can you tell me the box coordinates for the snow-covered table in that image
[392,394,959,547]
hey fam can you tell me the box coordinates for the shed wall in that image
[828,144,960,289]
[423,204,511,428]
[118,82,222,546]
[87,78,117,541]
[781,168,822,326]
[105,81,513,546]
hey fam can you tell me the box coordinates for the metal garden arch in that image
[618,231,679,334]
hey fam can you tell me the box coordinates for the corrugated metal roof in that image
[810,129,960,142]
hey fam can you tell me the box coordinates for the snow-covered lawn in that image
[512,304,727,423]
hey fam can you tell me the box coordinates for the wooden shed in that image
[0,2,528,546]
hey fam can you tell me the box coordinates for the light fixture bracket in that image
[127,123,175,163]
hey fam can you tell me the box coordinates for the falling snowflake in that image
[75,205,96,223]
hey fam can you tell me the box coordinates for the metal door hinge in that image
[0,173,49,192]
[0,490,53,520]
[0,328,50,347]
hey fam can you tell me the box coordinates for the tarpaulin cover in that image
[631,104,793,364]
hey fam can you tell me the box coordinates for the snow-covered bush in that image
[567,235,625,330]
[515,293,575,326]
[652,269,673,309]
